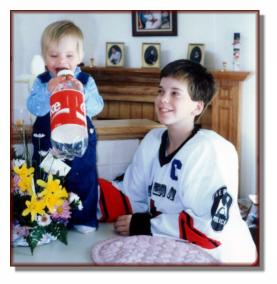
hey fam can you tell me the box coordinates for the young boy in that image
[98,59,257,264]
[27,20,104,233]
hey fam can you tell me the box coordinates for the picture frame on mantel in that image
[106,42,125,67]
[132,11,177,36]
[187,43,205,65]
[141,43,161,68]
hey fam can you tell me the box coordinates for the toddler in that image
[27,20,103,233]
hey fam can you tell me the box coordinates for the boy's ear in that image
[194,101,204,116]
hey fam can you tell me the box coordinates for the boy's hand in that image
[114,215,132,236]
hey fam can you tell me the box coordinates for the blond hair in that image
[41,20,84,61]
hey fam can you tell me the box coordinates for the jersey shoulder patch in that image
[211,186,232,231]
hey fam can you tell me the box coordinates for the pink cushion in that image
[91,235,218,265]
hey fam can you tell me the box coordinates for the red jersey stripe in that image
[179,211,221,249]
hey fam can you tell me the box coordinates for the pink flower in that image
[52,201,71,219]
[13,224,29,238]
[11,175,20,192]
[37,214,52,226]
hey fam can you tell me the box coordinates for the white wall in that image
[13,12,256,71]
[12,11,257,198]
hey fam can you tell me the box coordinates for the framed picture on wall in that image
[106,42,125,67]
[142,43,161,68]
[187,44,205,65]
[132,11,177,36]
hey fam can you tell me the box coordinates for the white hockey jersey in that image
[112,127,257,264]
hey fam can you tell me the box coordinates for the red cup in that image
[50,89,87,132]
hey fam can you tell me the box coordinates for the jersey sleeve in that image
[83,77,104,118]
[26,78,51,116]
[112,130,158,213]
[149,139,256,263]
[97,129,162,221]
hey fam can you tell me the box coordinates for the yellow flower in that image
[13,163,34,178]
[13,163,35,195]
[22,195,46,222]
[18,175,33,195]
[43,195,65,213]
[37,175,68,212]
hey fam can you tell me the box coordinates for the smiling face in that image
[155,77,204,128]
[44,35,82,76]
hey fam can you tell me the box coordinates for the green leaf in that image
[46,222,68,245]
[26,226,46,254]
[21,126,31,167]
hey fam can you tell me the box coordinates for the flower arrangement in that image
[12,125,82,254]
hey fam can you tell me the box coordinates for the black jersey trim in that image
[159,124,201,167]
[99,189,108,222]
[119,191,132,215]
[129,213,152,236]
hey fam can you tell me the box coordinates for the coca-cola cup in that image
[50,70,88,159]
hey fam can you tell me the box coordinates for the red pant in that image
[98,178,132,222]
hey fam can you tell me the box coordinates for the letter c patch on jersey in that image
[211,186,232,231]
[170,159,182,180]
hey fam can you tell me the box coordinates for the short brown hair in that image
[160,59,216,108]
[41,20,84,61]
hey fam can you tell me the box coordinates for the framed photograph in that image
[106,42,124,67]
[132,11,177,36]
[187,44,205,65]
[142,43,161,68]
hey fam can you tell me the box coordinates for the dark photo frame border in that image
[141,42,161,68]
[187,43,205,66]
[132,11,177,36]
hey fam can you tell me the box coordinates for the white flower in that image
[39,151,71,176]
[69,192,80,203]
[38,150,48,157]
[38,233,57,244]
[78,202,83,211]
[37,214,52,226]
[69,192,83,210]
[33,133,45,138]
[12,159,25,168]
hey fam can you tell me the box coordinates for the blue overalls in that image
[31,71,98,229]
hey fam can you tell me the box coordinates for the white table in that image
[12,223,117,266]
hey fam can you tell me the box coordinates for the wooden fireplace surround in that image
[12,67,249,151]
[82,66,250,151]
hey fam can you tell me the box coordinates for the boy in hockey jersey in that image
[98,59,257,264]
[27,20,104,233]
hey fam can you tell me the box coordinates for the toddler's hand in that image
[114,215,132,236]
[48,77,65,93]
[48,77,83,93]
[69,77,83,91]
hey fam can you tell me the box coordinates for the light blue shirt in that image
[27,67,104,118]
